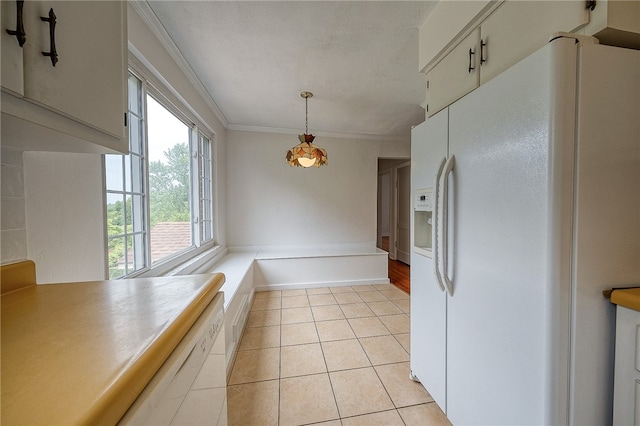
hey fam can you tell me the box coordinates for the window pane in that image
[125,236,133,274]
[198,133,214,245]
[106,193,125,236]
[130,155,144,193]
[124,196,132,234]
[128,116,143,155]
[125,154,144,194]
[131,194,145,233]
[128,75,141,112]
[147,95,193,264]
[124,155,132,193]
[105,155,123,191]
[108,236,126,279]
[133,233,146,270]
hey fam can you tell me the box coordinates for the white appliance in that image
[410,35,640,426]
[120,293,227,425]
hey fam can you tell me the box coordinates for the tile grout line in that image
[307,288,343,424]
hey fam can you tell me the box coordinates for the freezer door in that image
[444,38,577,425]
[410,109,449,411]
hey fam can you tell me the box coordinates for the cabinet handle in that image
[6,0,26,47]
[440,155,455,296]
[586,0,596,11]
[468,48,475,73]
[433,157,447,293]
[40,8,58,66]
[480,40,487,65]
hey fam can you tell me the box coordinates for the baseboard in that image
[255,278,391,292]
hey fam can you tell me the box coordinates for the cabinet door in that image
[425,28,480,117]
[21,1,126,140]
[479,1,589,84]
[1,0,25,95]
[419,0,498,72]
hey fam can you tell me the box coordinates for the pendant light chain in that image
[305,94,309,135]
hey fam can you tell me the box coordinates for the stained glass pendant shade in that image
[285,91,327,168]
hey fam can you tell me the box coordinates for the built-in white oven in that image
[119,292,226,425]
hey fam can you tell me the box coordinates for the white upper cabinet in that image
[418,0,499,73]
[583,0,640,49]
[425,29,480,117]
[1,1,128,154]
[423,1,590,117]
[479,1,589,85]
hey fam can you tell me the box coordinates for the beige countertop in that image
[1,272,225,425]
[611,288,640,311]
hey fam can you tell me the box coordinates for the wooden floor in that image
[389,258,410,294]
[381,237,410,294]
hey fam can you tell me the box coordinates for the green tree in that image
[149,142,190,226]
[106,198,128,277]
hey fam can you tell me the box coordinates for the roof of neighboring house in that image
[117,222,191,267]
[149,222,192,263]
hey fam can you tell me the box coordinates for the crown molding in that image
[129,1,229,128]
[226,123,407,142]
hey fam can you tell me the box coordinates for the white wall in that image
[226,130,409,248]
[1,145,27,263]
[24,152,106,283]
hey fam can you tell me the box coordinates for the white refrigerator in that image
[410,36,639,426]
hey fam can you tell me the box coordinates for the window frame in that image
[104,65,218,279]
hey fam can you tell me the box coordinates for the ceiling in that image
[146,1,436,140]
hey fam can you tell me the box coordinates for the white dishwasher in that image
[119,292,227,426]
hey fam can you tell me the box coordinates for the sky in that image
[146,95,190,164]
[105,94,190,194]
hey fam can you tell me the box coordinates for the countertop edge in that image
[86,273,225,425]
[610,288,640,312]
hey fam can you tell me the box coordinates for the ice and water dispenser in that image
[413,188,433,257]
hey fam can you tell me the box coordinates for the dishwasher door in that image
[120,292,226,425]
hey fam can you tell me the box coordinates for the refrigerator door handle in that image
[440,155,455,295]
[433,157,447,292]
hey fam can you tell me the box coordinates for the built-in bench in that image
[189,245,389,377]
[183,249,256,377]
[254,245,389,290]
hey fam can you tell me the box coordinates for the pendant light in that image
[285,91,327,168]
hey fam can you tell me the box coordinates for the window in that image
[105,72,215,279]
[146,95,192,264]
[197,132,214,243]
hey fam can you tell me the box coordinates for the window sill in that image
[125,243,223,279]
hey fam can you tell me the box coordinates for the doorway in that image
[377,158,411,294]
[396,162,411,264]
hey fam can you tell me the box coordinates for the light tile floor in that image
[227,284,451,426]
